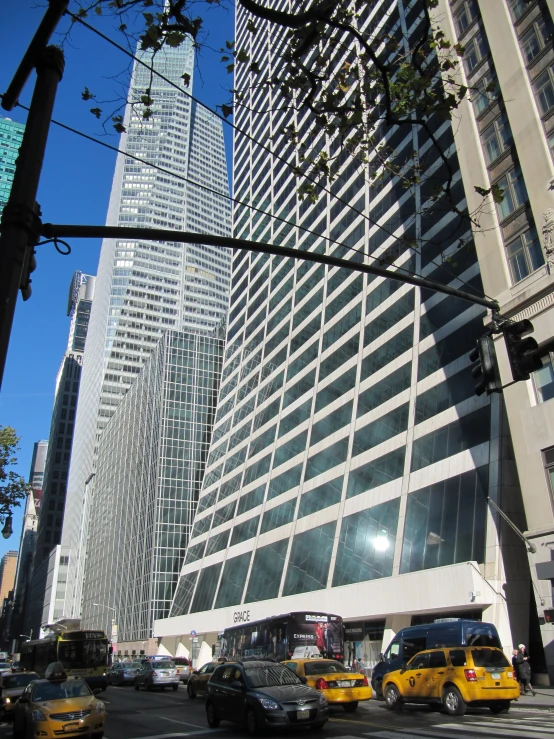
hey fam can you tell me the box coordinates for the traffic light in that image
[469,334,502,396]
[502,319,543,382]
[19,246,37,301]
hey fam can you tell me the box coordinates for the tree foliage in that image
[72,0,501,231]
[0,426,31,512]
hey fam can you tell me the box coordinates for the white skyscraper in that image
[59,37,232,619]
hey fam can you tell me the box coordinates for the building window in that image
[543,446,554,500]
[481,114,513,164]
[454,0,478,37]
[495,166,529,221]
[463,29,489,76]
[508,0,531,22]
[506,226,545,282]
[533,66,554,115]
[473,70,500,115]
[533,356,554,402]
[520,15,552,63]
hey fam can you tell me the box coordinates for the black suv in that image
[206,660,329,735]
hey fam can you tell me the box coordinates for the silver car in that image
[134,660,179,691]
[108,661,143,685]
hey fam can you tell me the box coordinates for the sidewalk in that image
[514,685,554,711]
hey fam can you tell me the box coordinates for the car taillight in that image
[316,678,328,690]
[464,669,477,682]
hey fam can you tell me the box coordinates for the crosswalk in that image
[357,712,554,739]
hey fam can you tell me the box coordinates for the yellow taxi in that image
[383,646,519,716]
[12,662,106,738]
[281,657,371,712]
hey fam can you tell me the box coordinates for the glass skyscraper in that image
[0,116,24,212]
[155,0,532,669]
[81,329,224,649]
[59,38,231,621]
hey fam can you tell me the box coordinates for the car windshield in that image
[155,661,174,669]
[33,679,93,702]
[128,662,142,669]
[3,673,38,689]
[471,649,510,668]
[304,661,349,675]
[246,664,301,687]
[0,663,11,669]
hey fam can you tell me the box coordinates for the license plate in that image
[63,723,80,732]
[491,672,500,679]
[160,671,167,676]
[297,709,310,720]
[337,680,351,687]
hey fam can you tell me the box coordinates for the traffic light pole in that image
[0,46,65,389]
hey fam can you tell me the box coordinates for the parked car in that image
[107,661,143,686]
[205,659,329,736]
[13,666,105,739]
[281,658,371,711]
[187,660,224,699]
[134,660,179,691]
[0,662,12,676]
[382,646,519,715]
[1,671,39,716]
[173,657,191,683]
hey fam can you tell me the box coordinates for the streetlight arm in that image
[487,497,537,554]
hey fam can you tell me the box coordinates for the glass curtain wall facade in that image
[155,0,529,659]
[26,273,95,637]
[60,39,231,620]
[0,116,24,212]
[81,330,223,644]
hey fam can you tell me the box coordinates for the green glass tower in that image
[0,116,25,213]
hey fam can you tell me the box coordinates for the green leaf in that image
[143,108,153,120]
[474,185,491,197]
[226,63,235,74]
[457,85,467,100]
[94,6,102,15]
[491,183,505,204]
[236,48,249,63]
[81,87,94,101]
[90,107,102,118]
[181,73,191,87]
[225,39,235,50]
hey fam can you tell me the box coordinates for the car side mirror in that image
[298,675,307,684]
[93,689,102,695]
[380,653,385,662]
[18,695,30,704]
[231,680,243,689]
[192,670,199,675]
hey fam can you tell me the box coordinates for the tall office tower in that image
[0,116,24,212]
[81,329,224,652]
[9,441,47,642]
[60,38,231,621]
[436,0,554,681]
[26,272,95,637]
[0,552,17,604]
[155,0,540,674]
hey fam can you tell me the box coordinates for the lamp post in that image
[1,510,13,539]
[93,602,117,652]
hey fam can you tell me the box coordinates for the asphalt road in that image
[1,684,554,739]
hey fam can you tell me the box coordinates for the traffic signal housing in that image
[502,319,542,382]
[19,246,36,301]
[469,334,502,396]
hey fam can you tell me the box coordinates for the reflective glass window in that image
[274,430,308,467]
[323,303,362,352]
[205,529,230,556]
[507,226,545,283]
[298,477,343,519]
[287,340,320,379]
[534,66,554,115]
[237,485,266,515]
[361,325,413,380]
[305,438,349,481]
[418,319,483,381]
[325,275,363,320]
[420,275,484,339]
[184,541,206,565]
[212,500,237,528]
[357,363,411,417]
[315,368,357,414]
[261,498,297,534]
[214,552,251,608]
[170,572,198,617]
[283,521,336,596]
[495,166,528,221]
[245,539,288,602]
[279,399,312,438]
[243,454,272,485]
[411,405,490,471]
[249,424,277,458]
[190,562,222,613]
[268,463,303,499]
[364,290,414,347]
[332,497,400,586]
[218,472,242,501]
[311,400,354,446]
[352,403,409,456]
[346,447,406,498]
[191,513,212,539]
[415,369,475,423]
[400,466,488,573]
[230,516,260,546]
[319,336,359,381]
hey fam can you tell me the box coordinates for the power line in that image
[67,11,490,301]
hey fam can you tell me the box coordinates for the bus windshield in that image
[58,640,108,669]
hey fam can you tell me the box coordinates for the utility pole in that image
[0,0,68,389]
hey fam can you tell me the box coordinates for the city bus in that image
[218,612,344,661]
[20,630,109,690]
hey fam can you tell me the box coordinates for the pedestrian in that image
[514,643,536,696]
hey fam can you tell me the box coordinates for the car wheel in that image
[206,702,220,728]
[134,680,140,691]
[172,684,178,691]
[374,679,384,700]
[343,701,358,713]
[384,683,403,711]
[442,685,466,716]
[187,682,196,699]
[246,708,259,737]
[490,701,510,714]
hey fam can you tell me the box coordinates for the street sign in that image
[192,637,199,643]
[191,630,196,637]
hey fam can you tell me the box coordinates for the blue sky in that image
[0,1,235,559]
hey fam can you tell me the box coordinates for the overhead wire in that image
[66,10,492,301]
